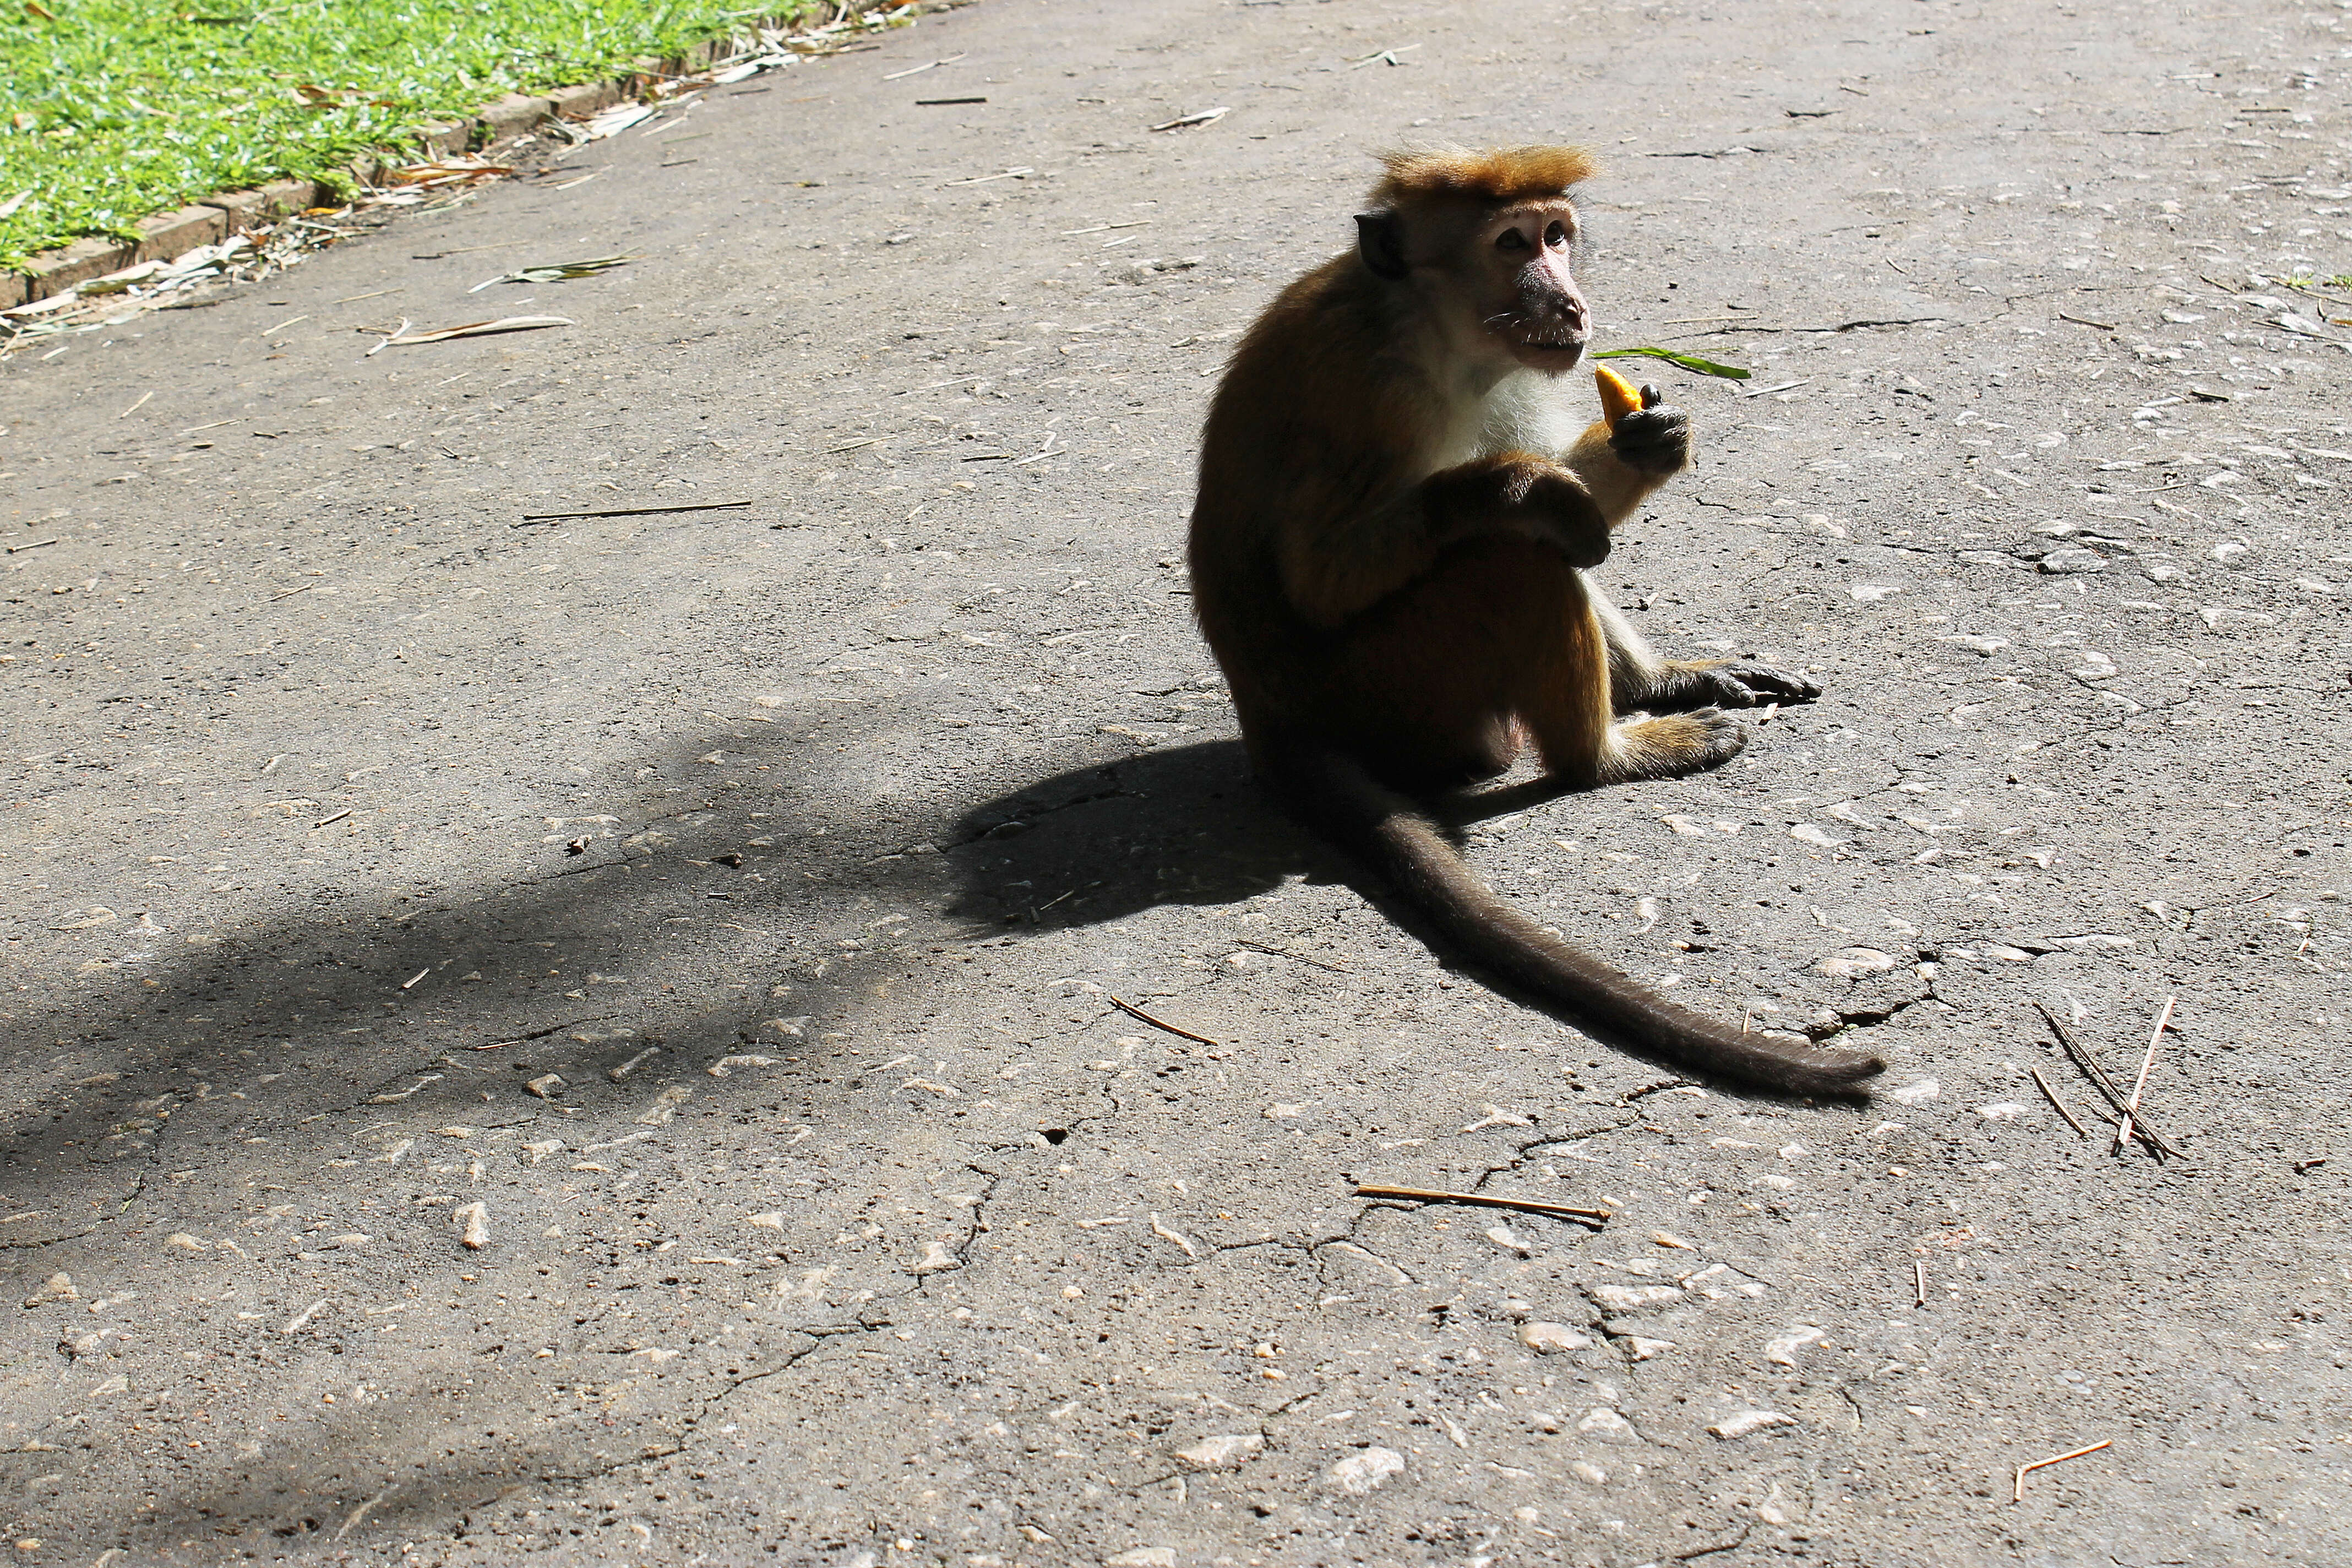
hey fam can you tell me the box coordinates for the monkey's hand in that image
[1675,659,1821,707]
[1607,384,1690,476]
[1418,454,1610,570]
[1517,469,1612,568]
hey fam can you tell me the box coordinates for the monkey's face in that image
[1472,201,1589,373]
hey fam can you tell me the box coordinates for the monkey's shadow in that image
[944,739,1780,1090]
[942,739,1561,930]
[943,740,1313,931]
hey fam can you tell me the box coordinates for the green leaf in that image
[1591,346,1752,380]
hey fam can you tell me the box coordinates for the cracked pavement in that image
[4,0,2351,1562]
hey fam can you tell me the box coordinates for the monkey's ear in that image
[1354,212,1408,281]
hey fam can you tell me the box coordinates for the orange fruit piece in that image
[1594,363,1642,427]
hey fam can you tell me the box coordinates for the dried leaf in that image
[364,315,572,354]
[578,102,657,139]
[1148,107,1230,131]
[467,255,631,292]
[383,157,515,188]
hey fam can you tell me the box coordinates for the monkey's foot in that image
[1677,659,1821,708]
[1603,707,1746,782]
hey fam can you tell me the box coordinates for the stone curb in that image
[1,6,937,311]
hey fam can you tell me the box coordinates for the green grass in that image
[0,0,838,274]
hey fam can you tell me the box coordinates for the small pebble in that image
[636,1085,692,1125]
[2038,546,2108,574]
[1815,946,1897,979]
[608,1047,660,1082]
[1517,1322,1593,1354]
[1589,1283,1684,1313]
[1174,1434,1264,1471]
[1578,1408,1637,1437]
[1709,1408,1796,1439]
[1684,1263,1769,1299]
[1484,1223,1532,1256]
[1326,1446,1404,1495]
[21,1273,75,1306]
[706,1055,778,1078]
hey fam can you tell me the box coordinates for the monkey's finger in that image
[1639,383,1665,409]
[1712,661,1823,705]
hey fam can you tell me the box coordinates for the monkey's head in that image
[1354,146,1597,374]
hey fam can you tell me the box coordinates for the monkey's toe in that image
[1679,707,1750,772]
[1615,708,1747,781]
[1704,661,1822,706]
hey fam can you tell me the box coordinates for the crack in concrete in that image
[1469,1117,1643,1196]
[1673,1523,1755,1561]
[0,1170,149,1251]
[530,1311,903,1489]
[944,768,1133,850]
[1802,987,1937,1041]
[2024,691,2194,752]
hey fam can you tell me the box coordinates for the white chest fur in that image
[1428,366,1586,470]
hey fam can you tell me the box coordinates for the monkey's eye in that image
[1544,220,1570,249]
[1494,228,1531,252]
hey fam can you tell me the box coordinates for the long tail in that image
[1276,745,1886,1096]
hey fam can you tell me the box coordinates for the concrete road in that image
[4,0,2349,1562]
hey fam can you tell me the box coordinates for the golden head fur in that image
[1370,145,1598,209]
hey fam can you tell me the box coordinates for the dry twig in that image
[518,499,752,523]
[2029,1065,2091,1138]
[2114,995,2176,1155]
[1148,107,1231,132]
[1353,1184,1609,1228]
[2013,1439,2110,1503]
[2034,1003,2183,1159]
[1107,994,1218,1046]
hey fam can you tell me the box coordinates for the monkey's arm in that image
[1276,451,1609,629]
[1558,388,1817,710]
[1562,393,1689,525]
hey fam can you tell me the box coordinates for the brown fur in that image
[1371,145,1598,208]
[1186,148,1883,1095]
